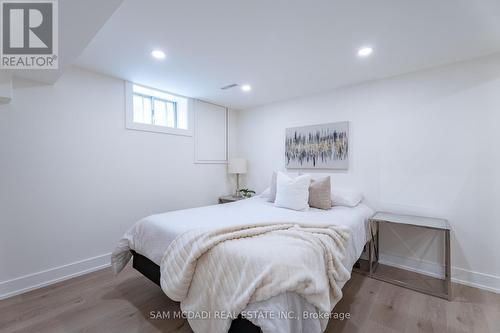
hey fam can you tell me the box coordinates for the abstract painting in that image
[285,122,349,169]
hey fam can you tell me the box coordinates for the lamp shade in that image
[228,158,247,174]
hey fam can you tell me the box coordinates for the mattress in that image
[115,196,374,333]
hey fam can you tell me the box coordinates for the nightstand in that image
[218,195,245,204]
[368,212,452,300]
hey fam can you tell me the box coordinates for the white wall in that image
[235,54,500,292]
[0,67,233,298]
[0,73,12,104]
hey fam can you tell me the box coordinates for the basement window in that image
[125,82,192,136]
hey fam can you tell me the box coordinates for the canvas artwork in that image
[285,121,349,169]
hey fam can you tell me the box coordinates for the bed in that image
[112,195,374,333]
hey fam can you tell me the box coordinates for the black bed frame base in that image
[130,250,261,333]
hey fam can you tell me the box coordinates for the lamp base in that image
[235,173,241,197]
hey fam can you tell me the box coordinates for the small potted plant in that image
[239,188,256,198]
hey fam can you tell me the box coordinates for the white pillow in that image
[274,172,311,211]
[331,188,363,207]
[267,171,301,202]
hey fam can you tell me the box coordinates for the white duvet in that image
[112,196,374,333]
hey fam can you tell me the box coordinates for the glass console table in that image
[367,212,452,301]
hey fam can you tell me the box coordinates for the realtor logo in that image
[0,0,58,69]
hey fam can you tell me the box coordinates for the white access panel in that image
[194,100,228,163]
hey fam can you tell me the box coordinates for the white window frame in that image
[125,81,193,136]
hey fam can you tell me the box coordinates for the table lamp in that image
[228,158,247,197]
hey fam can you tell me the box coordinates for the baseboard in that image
[1,251,499,301]
[0,253,111,300]
[379,252,500,294]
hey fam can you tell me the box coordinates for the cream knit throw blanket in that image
[160,223,351,333]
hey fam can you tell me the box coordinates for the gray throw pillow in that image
[308,176,332,210]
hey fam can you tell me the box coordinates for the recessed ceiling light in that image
[357,47,373,57]
[241,84,251,92]
[151,50,166,59]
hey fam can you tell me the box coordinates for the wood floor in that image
[1,265,499,333]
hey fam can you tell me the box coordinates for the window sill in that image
[125,122,193,137]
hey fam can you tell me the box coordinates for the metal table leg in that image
[368,234,373,276]
[445,229,452,300]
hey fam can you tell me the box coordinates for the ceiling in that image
[7,0,123,85]
[73,0,500,109]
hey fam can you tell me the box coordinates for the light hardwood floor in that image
[1,266,499,333]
